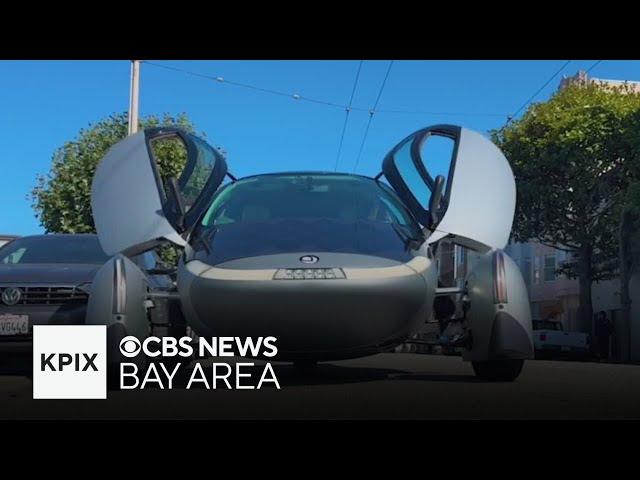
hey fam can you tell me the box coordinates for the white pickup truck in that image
[532,320,591,360]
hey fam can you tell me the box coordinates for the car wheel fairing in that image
[462,250,534,363]
[86,255,150,338]
[86,255,151,375]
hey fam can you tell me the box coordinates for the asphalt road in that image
[2,353,640,420]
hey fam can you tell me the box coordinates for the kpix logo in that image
[33,325,106,399]
[40,352,99,372]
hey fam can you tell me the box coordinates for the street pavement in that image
[2,353,640,420]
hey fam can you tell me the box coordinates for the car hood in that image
[0,263,100,285]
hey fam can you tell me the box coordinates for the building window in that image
[456,246,466,265]
[544,254,556,282]
[534,256,541,284]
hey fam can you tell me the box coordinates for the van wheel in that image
[472,359,524,382]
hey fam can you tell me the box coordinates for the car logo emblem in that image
[300,255,319,264]
[2,287,22,306]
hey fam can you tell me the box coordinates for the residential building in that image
[504,242,580,329]
[560,70,640,93]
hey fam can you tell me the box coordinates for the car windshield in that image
[202,174,418,229]
[0,236,109,265]
[197,174,423,264]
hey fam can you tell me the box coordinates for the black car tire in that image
[472,359,524,382]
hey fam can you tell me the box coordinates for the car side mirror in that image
[428,175,445,229]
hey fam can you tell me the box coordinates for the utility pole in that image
[127,60,141,135]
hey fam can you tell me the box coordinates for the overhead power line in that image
[142,60,507,119]
[586,60,603,74]
[373,107,505,117]
[506,60,572,124]
[352,60,394,173]
[334,60,363,171]
[142,60,345,108]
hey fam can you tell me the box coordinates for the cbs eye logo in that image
[119,336,142,358]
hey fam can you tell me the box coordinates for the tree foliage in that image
[31,112,199,234]
[493,81,640,282]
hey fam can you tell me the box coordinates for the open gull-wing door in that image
[381,125,515,252]
[91,127,228,256]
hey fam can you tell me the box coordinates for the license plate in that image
[0,314,29,336]
[561,346,571,352]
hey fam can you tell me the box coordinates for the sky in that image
[1,59,639,235]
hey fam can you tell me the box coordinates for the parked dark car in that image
[0,234,172,356]
[0,235,19,249]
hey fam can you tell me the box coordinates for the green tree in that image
[31,112,199,232]
[493,81,640,333]
[31,112,201,264]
